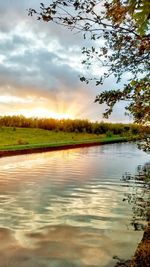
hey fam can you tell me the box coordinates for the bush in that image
[106,131,113,137]
[17,139,29,145]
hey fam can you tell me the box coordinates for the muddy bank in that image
[114,223,150,267]
[130,223,150,267]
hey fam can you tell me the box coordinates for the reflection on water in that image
[0,143,149,267]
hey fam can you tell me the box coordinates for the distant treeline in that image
[0,115,148,135]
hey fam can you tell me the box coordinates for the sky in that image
[0,0,132,122]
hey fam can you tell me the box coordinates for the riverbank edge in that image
[130,223,150,267]
[0,137,128,158]
[114,210,150,267]
[115,223,150,267]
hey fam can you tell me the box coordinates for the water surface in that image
[0,143,149,267]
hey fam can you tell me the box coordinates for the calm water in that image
[0,143,149,267]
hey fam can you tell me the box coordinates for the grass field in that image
[0,127,128,152]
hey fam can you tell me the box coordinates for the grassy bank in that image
[0,127,130,156]
[0,127,129,151]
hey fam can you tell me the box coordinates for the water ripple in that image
[0,143,149,267]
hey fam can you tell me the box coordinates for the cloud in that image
[0,0,131,122]
[0,41,83,96]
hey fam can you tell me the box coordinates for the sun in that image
[48,111,74,120]
[20,108,75,120]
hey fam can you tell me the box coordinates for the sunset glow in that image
[7,108,75,120]
[31,108,75,120]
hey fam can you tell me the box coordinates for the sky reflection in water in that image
[0,143,149,267]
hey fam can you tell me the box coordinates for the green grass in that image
[0,127,128,151]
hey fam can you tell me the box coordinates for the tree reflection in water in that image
[114,163,150,267]
[122,163,150,231]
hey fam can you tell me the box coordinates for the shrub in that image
[106,131,113,137]
[17,139,29,145]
